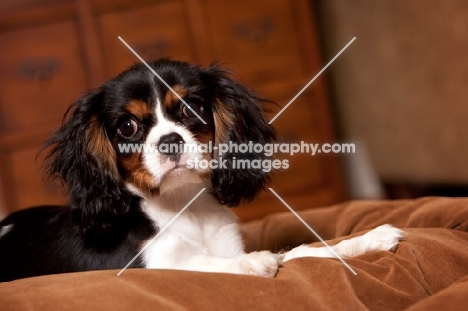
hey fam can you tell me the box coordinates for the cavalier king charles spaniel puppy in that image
[0,59,404,282]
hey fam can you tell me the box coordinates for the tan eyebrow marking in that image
[125,100,152,119]
[163,85,188,109]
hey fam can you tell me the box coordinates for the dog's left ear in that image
[206,65,277,207]
[41,89,133,237]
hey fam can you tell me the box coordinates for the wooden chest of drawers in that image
[0,0,345,221]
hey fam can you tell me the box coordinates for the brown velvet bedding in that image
[1,197,468,310]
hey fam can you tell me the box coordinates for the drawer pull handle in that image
[18,58,59,85]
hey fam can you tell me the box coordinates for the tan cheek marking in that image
[196,131,215,145]
[199,170,212,183]
[120,100,159,195]
[125,100,152,120]
[119,153,160,196]
[87,116,118,175]
[164,85,187,109]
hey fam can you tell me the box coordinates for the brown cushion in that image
[1,197,468,310]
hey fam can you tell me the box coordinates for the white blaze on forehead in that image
[141,99,209,186]
[145,99,195,146]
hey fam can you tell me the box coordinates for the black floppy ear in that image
[207,65,277,206]
[42,89,133,235]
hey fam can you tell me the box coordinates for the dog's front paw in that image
[354,224,405,254]
[229,251,280,277]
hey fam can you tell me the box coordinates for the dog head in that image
[43,59,276,232]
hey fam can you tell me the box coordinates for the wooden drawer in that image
[98,0,195,78]
[262,83,324,194]
[234,81,344,221]
[2,145,67,211]
[202,0,308,85]
[0,21,87,134]
[0,0,344,219]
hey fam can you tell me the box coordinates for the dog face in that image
[43,59,276,232]
[106,62,217,197]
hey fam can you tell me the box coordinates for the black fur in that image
[207,66,276,206]
[0,59,276,282]
[0,205,154,282]
[42,89,134,236]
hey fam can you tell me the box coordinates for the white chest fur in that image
[140,188,245,269]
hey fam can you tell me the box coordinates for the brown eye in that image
[118,119,138,138]
[182,102,204,119]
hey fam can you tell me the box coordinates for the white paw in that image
[281,244,345,262]
[229,251,280,277]
[281,224,405,262]
[347,224,405,256]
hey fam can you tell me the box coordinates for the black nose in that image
[158,133,184,155]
